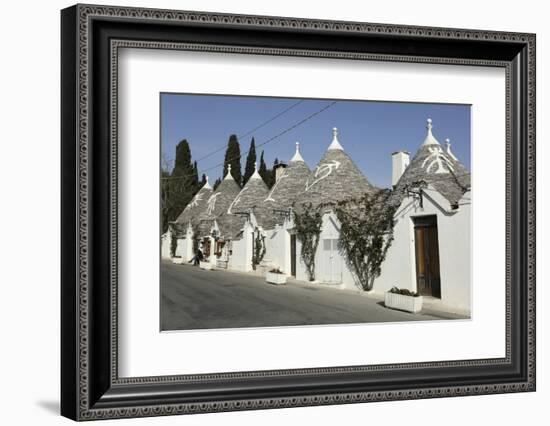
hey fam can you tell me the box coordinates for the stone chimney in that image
[274,162,287,182]
[392,151,410,186]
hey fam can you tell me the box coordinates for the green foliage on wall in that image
[293,203,323,281]
[334,190,397,291]
[252,227,266,270]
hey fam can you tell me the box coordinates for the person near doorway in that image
[189,245,204,266]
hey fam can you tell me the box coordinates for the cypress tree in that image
[173,139,192,173]
[223,134,242,186]
[269,158,279,188]
[213,177,222,191]
[258,150,268,185]
[201,174,207,186]
[242,137,257,186]
[160,169,171,233]
[165,139,198,228]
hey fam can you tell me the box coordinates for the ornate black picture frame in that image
[61,4,536,421]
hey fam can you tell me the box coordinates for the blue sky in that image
[161,93,470,188]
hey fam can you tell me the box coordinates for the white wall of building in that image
[373,188,471,312]
[227,222,255,272]
[294,212,359,290]
[160,231,171,259]
[264,226,292,274]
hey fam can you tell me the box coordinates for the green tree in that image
[258,150,268,185]
[223,134,242,186]
[334,190,397,291]
[242,137,257,186]
[268,158,279,188]
[213,177,222,191]
[162,139,199,232]
[160,169,172,234]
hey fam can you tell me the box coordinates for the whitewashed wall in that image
[373,189,471,312]
[291,197,471,311]
[264,226,291,274]
[438,191,471,311]
[294,212,359,290]
[174,238,192,261]
[160,231,171,259]
[227,222,254,272]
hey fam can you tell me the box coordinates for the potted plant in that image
[266,268,286,285]
[199,259,213,270]
[384,286,423,313]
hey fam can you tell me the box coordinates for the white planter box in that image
[385,292,423,313]
[199,261,213,270]
[171,256,184,265]
[266,272,286,285]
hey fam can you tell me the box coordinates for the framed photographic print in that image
[61,4,536,421]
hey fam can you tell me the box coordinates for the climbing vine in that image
[169,225,178,258]
[293,203,323,281]
[252,227,266,270]
[334,190,397,291]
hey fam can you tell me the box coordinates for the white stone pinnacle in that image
[290,141,305,162]
[327,127,344,150]
[224,163,233,180]
[445,138,458,161]
[203,175,212,189]
[250,161,261,180]
[421,118,440,146]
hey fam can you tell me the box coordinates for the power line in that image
[161,100,338,181]
[165,99,305,167]
[238,100,305,140]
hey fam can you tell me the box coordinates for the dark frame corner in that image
[61,3,535,421]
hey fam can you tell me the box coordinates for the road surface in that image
[160,261,464,331]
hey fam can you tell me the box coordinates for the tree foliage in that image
[223,134,242,186]
[257,151,279,188]
[160,139,199,233]
[213,177,222,191]
[293,203,323,281]
[334,190,397,291]
[251,227,266,270]
[243,137,257,186]
[169,225,178,257]
[258,150,268,184]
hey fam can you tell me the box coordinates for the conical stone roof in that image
[175,178,213,227]
[227,165,269,214]
[195,166,242,237]
[394,119,470,207]
[298,128,375,208]
[263,142,312,222]
[225,163,272,231]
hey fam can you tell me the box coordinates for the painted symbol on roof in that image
[187,191,204,209]
[265,172,288,202]
[206,192,221,216]
[227,186,249,214]
[305,160,341,191]
[421,146,455,174]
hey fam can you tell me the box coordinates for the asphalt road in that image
[160,261,457,331]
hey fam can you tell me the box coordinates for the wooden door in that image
[413,216,441,298]
[290,234,296,276]
[202,238,211,258]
